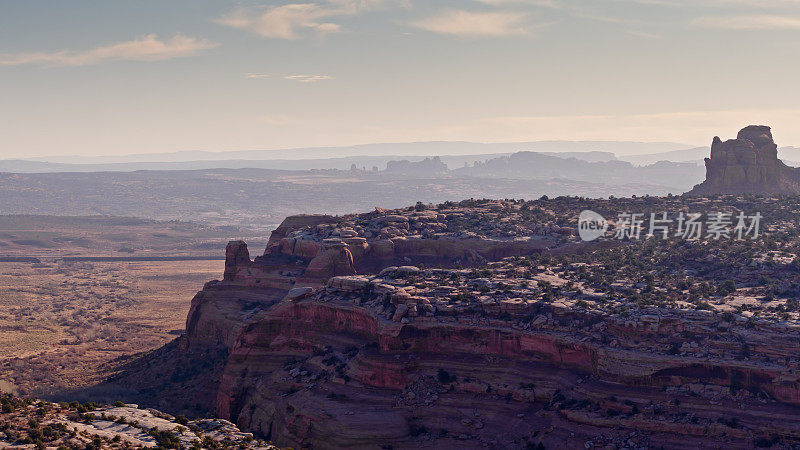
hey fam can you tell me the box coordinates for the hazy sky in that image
[3,0,800,158]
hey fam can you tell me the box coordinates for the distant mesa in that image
[384,156,448,175]
[688,125,800,195]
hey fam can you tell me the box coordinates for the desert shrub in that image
[149,429,182,448]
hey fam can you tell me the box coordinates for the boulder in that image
[265,214,340,253]
[305,244,357,279]
[285,287,314,302]
[392,303,409,322]
[328,276,370,291]
[343,237,368,260]
[368,239,395,258]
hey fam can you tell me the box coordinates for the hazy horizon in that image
[4,1,800,158]
[6,139,699,162]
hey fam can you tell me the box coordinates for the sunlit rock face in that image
[688,125,800,195]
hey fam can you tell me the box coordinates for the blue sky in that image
[2,0,800,157]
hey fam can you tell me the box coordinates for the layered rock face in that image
[220,203,567,289]
[125,198,800,448]
[688,125,800,195]
[216,278,800,449]
[185,203,569,352]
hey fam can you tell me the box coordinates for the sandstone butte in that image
[688,125,800,195]
[102,198,800,450]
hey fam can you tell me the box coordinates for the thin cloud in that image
[613,0,684,5]
[692,14,800,29]
[216,1,393,39]
[576,12,647,26]
[0,34,217,67]
[475,1,657,30]
[245,73,271,79]
[624,29,661,38]
[481,0,798,8]
[326,0,394,11]
[474,0,562,8]
[411,10,531,37]
[217,4,340,39]
[476,0,800,32]
[284,74,334,83]
[618,0,800,6]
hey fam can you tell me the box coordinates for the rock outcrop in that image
[105,197,800,449]
[224,240,251,281]
[688,125,800,195]
[0,393,274,449]
[302,239,357,280]
[254,203,564,282]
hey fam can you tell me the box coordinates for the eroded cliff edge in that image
[106,198,800,449]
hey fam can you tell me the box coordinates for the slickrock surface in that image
[104,196,800,449]
[689,125,800,195]
[0,393,274,448]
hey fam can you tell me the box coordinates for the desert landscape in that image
[5,1,800,448]
[3,126,800,448]
[0,216,267,398]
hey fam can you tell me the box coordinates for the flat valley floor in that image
[0,259,223,395]
[0,215,256,397]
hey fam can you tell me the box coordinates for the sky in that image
[2,0,800,158]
